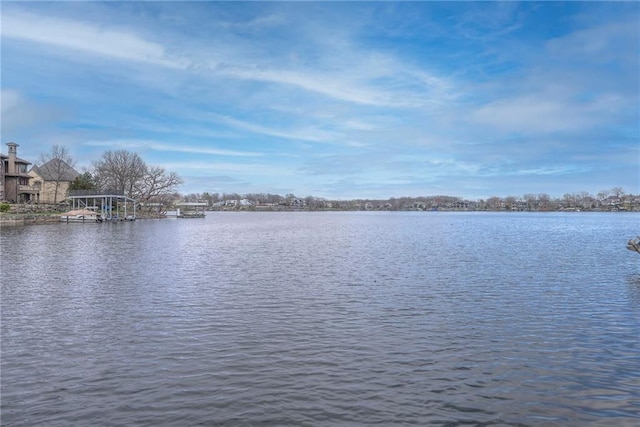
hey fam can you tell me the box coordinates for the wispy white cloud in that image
[511,165,587,176]
[455,1,525,41]
[160,161,295,178]
[470,94,590,134]
[85,139,263,157]
[1,90,21,116]
[211,114,342,143]
[342,119,377,131]
[217,65,443,108]
[0,89,65,137]
[467,13,638,137]
[545,19,639,63]
[1,11,187,69]
[1,7,457,110]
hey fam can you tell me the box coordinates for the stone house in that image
[29,158,79,204]
[0,142,39,203]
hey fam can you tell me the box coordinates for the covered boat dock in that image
[175,202,207,218]
[67,190,137,221]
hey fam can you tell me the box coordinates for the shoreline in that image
[0,211,172,227]
[0,213,61,227]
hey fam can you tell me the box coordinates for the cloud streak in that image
[84,139,263,158]
[1,11,186,69]
[1,7,457,110]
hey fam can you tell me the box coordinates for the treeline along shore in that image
[1,187,639,222]
[0,189,638,226]
[182,188,639,212]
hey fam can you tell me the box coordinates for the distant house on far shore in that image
[29,158,79,204]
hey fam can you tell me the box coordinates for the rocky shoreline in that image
[0,204,65,227]
[0,213,61,227]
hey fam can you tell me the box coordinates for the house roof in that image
[31,158,79,182]
[0,153,32,165]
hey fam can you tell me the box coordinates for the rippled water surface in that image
[2,212,639,426]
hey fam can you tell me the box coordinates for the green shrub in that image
[0,202,10,213]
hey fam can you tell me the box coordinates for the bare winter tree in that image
[523,193,537,211]
[135,165,183,211]
[35,145,77,203]
[93,150,147,197]
[537,193,551,210]
[611,187,625,198]
[93,149,183,212]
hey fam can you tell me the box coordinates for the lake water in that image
[1,212,639,426]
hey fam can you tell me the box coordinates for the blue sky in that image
[2,1,638,200]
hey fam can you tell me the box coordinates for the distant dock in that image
[175,202,207,218]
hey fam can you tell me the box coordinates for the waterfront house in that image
[29,158,79,204]
[0,142,38,203]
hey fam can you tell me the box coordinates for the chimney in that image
[7,142,18,174]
